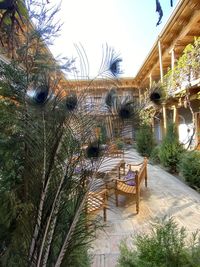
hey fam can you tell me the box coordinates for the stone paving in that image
[90,149,200,267]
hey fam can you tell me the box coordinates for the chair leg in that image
[136,191,139,214]
[136,201,139,214]
[136,173,139,214]
[145,176,147,187]
[103,207,107,221]
[145,167,148,187]
[115,190,119,207]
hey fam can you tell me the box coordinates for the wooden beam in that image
[158,39,164,83]
[172,10,200,46]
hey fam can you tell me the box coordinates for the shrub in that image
[135,125,154,157]
[117,217,200,267]
[179,150,200,189]
[115,138,124,150]
[159,123,184,173]
[99,124,107,144]
[150,145,160,164]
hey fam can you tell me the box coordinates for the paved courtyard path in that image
[90,149,200,267]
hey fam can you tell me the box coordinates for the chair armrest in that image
[128,162,143,167]
[112,178,122,183]
[122,178,136,183]
[112,178,134,184]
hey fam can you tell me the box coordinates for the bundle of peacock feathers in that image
[0,1,145,267]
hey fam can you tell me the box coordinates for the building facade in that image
[135,0,200,149]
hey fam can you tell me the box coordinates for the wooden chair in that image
[74,166,108,221]
[114,157,148,214]
[107,144,124,158]
[86,188,108,221]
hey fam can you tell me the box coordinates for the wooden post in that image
[162,104,167,136]
[173,105,179,138]
[139,88,141,105]
[173,105,177,123]
[158,39,164,83]
[169,47,175,71]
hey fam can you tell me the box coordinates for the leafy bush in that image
[118,217,200,267]
[99,124,107,144]
[150,145,160,164]
[179,151,200,189]
[115,138,124,150]
[159,123,184,173]
[135,125,154,157]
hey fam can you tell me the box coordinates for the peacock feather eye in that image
[66,93,78,111]
[86,143,100,159]
[27,86,50,105]
[35,89,49,104]
[0,0,14,10]
[119,105,131,119]
[109,58,122,77]
[150,92,161,104]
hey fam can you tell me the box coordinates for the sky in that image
[48,0,179,78]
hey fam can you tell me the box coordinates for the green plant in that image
[0,2,96,266]
[179,151,200,189]
[118,217,200,267]
[135,124,154,157]
[159,123,184,173]
[0,1,126,265]
[163,37,200,95]
[150,145,160,164]
[115,138,124,150]
[99,124,107,144]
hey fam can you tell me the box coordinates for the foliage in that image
[139,108,155,127]
[135,124,154,157]
[179,151,200,189]
[0,61,26,191]
[163,36,200,95]
[0,62,109,267]
[115,138,124,150]
[0,3,90,267]
[159,123,184,173]
[0,2,125,266]
[150,145,161,164]
[98,124,107,144]
[117,217,200,267]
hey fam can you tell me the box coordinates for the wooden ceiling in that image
[134,0,200,89]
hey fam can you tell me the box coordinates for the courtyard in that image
[90,149,200,266]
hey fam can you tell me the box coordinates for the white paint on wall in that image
[178,123,194,148]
